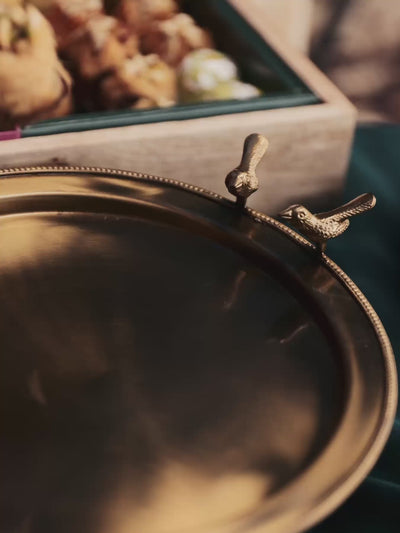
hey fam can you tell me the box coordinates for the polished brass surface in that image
[225,133,268,207]
[279,193,376,253]
[0,167,396,533]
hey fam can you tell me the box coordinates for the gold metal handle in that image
[238,133,269,174]
[279,193,376,253]
[225,133,269,208]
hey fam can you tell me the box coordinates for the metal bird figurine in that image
[279,193,376,253]
[225,133,269,208]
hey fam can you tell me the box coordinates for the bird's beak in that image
[279,207,293,220]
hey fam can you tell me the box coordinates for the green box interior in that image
[22,0,320,138]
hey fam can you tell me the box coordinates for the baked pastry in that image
[63,14,138,79]
[141,13,212,67]
[116,0,177,34]
[101,53,177,109]
[46,0,104,48]
[179,49,237,91]
[0,2,261,124]
[0,3,72,128]
[179,49,260,103]
[181,79,261,104]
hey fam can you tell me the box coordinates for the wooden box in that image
[0,0,356,214]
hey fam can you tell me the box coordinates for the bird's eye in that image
[299,212,306,219]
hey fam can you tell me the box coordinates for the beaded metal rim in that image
[0,165,397,533]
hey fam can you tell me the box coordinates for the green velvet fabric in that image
[311,125,400,532]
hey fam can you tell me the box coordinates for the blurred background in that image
[267,0,400,122]
[313,0,400,122]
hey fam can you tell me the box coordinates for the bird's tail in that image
[317,193,376,221]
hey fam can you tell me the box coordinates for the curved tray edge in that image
[0,165,397,533]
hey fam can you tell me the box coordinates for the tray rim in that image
[0,165,397,533]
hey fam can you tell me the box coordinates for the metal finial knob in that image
[225,133,269,208]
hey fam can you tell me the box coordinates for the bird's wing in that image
[317,193,376,222]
